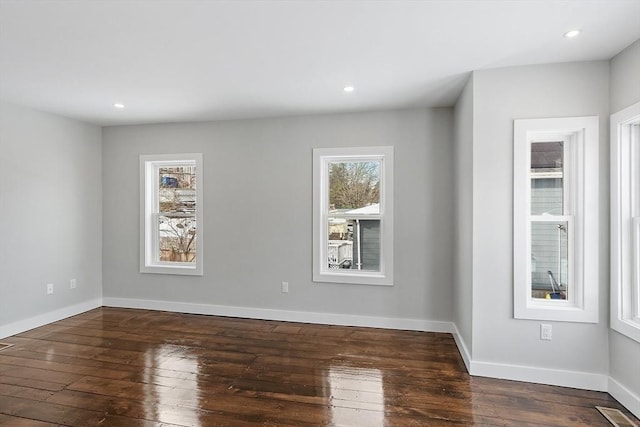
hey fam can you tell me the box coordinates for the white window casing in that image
[140,153,203,276]
[313,146,394,286]
[611,101,640,342]
[514,117,599,322]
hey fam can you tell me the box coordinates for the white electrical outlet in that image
[281,282,289,293]
[47,283,54,295]
[540,324,552,341]
[70,278,77,289]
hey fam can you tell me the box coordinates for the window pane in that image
[329,161,380,211]
[531,221,568,300]
[328,218,380,272]
[159,215,197,263]
[531,142,563,215]
[158,166,197,263]
[159,166,196,213]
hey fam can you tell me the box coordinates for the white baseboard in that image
[469,359,608,392]
[449,324,611,393]
[608,376,640,419]
[102,297,455,333]
[451,323,472,373]
[0,298,102,339]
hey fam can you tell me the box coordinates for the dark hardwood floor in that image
[0,307,636,426]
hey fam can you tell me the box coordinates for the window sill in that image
[611,317,640,344]
[515,301,598,323]
[141,264,203,276]
[313,270,393,286]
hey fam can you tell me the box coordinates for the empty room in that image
[1,0,639,425]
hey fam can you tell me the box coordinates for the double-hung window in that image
[514,117,598,322]
[313,146,393,286]
[611,101,640,342]
[140,153,203,275]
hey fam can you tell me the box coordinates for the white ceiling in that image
[1,0,639,126]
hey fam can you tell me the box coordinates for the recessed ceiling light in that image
[113,103,125,109]
[563,29,581,38]
[343,86,355,93]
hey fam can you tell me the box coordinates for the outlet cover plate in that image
[540,323,552,341]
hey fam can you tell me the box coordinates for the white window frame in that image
[611,101,640,342]
[313,146,394,286]
[140,153,203,276]
[514,117,598,323]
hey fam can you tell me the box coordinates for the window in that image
[313,146,393,285]
[611,102,640,342]
[513,117,598,322]
[140,153,203,275]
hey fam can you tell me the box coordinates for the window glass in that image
[530,141,568,300]
[327,160,381,272]
[530,141,563,215]
[158,166,197,263]
[531,221,569,300]
[327,218,381,271]
[328,161,380,210]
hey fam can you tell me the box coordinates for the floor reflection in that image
[44,347,56,361]
[143,344,203,427]
[327,365,385,426]
[7,308,622,426]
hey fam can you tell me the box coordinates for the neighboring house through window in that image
[313,146,394,286]
[611,101,640,342]
[140,153,203,276]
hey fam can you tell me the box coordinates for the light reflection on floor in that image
[44,347,56,361]
[144,344,203,427]
[328,365,385,426]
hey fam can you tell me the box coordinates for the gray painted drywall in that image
[102,108,454,322]
[610,39,640,113]
[453,76,474,357]
[0,102,102,327]
[609,39,640,407]
[471,61,610,374]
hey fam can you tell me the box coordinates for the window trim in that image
[611,101,640,342]
[312,146,394,286]
[140,153,203,276]
[513,117,599,323]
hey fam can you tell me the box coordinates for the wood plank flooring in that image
[0,307,636,426]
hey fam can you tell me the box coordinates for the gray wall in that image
[102,108,454,322]
[452,76,474,358]
[471,61,610,374]
[0,102,102,330]
[610,39,640,113]
[609,39,640,408]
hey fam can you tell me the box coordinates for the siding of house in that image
[531,178,562,214]
[360,220,380,271]
[530,222,568,291]
[531,178,566,290]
